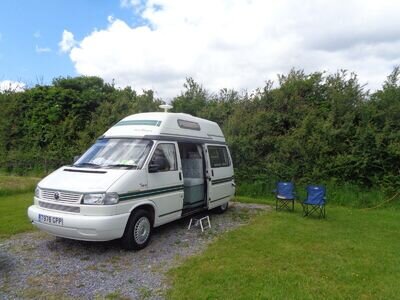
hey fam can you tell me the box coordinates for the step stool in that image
[188,215,211,232]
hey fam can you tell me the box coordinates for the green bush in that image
[1,69,400,193]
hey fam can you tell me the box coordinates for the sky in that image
[1,0,400,99]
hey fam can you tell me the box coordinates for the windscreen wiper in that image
[105,164,137,169]
[73,162,101,168]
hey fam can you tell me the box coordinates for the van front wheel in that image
[121,209,152,250]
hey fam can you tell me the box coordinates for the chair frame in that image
[302,186,327,218]
[303,203,326,218]
[274,182,296,212]
[276,197,295,211]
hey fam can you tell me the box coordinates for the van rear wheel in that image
[215,202,229,214]
[121,209,152,250]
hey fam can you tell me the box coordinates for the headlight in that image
[83,193,105,204]
[35,187,41,198]
[82,193,119,205]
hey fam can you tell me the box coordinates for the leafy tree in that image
[0,70,399,193]
[172,77,208,116]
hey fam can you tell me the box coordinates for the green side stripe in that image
[119,185,183,201]
[121,185,183,197]
[212,177,234,185]
[120,187,183,199]
[114,120,161,127]
[120,189,183,200]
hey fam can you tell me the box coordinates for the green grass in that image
[167,201,400,299]
[0,175,40,196]
[0,192,34,239]
[0,175,39,239]
[1,175,399,299]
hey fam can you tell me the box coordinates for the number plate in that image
[38,214,63,226]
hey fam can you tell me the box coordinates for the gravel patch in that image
[0,202,270,299]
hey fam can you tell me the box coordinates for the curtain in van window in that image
[196,145,203,158]
[159,144,177,170]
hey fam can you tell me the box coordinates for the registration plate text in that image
[38,214,63,226]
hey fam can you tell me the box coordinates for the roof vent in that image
[159,104,173,113]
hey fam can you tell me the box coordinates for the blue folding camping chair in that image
[302,185,326,218]
[274,182,296,211]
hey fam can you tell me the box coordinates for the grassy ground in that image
[0,175,40,196]
[167,198,400,299]
[0,175,39,239]
[1,175,400,298]
[0,192,34,239]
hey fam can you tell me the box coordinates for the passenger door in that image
[205,144,235,209]
[147,142,184,224]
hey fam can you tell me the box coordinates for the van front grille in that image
[39,201,80,213]
[41,189,82,203]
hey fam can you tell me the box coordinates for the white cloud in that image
[107,15,115,23]
[0,80,26,92]
[35,45,51,53]
[59,30,77,53]
[63,0,400,99]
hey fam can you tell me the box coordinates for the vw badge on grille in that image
[54,192,60,200]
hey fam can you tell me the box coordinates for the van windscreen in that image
[74,139,153,169]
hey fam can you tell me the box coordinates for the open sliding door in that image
[204,144,235,209]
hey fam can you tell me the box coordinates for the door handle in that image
[179,172,182,181]
[211,169,214,176]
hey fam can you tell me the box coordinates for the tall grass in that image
[236,180,394,208]
[0,175,40,196]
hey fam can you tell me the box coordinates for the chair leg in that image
[304,205,320,217]
[304,204,326,218]
[276,199,294,212]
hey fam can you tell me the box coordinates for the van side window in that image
[208,146,230,168]
[150,143,177,171]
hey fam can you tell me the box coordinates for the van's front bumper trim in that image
[28,205,129,241]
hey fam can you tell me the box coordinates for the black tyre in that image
[214,201,229,214]
[121,209,152,250]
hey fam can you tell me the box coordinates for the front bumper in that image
[28,205,130,241]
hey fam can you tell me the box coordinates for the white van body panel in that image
[103,112,225,144]
[27,112,234,242]
[39,167,128,193]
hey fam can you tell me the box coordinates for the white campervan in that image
[28,106,235,250]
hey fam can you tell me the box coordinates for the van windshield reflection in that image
[74,138,153,169]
